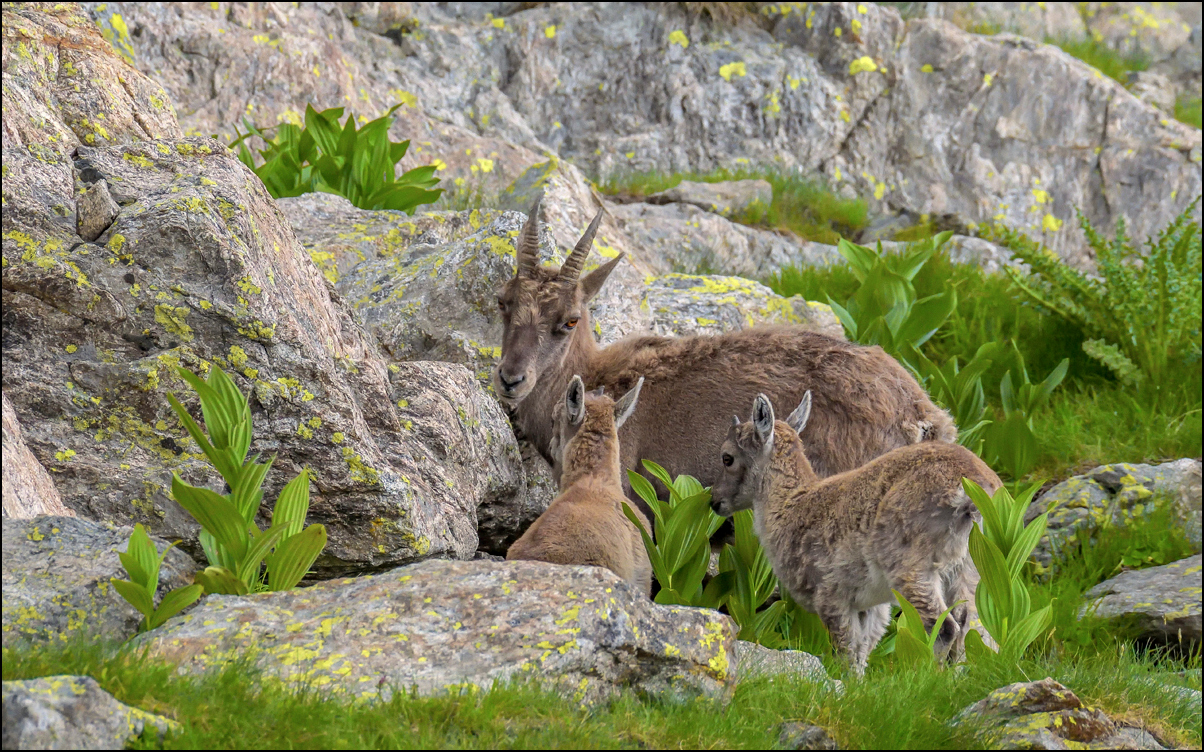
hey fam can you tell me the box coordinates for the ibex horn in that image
[516,193,542,277]
[559,209,603,282]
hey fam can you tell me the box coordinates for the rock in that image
[1,515,195,647]
[609,201,844,278]
[135,559,738,705]
[2,3,180,157]
[74,180,120,243]
[778,721,839,750]
[1029,459,1203,572]
[1127,71,1177,114]
[645,274,845,341]
[2,675,177,751]
[647,179,773,219]
[952,677,1167,750]
[940,2,1088,42]
[83,2,1201,266]
[1083,554,1202,646]
[733,641,835,689]
[3,393,72,520]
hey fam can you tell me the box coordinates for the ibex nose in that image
[498,371,525,392]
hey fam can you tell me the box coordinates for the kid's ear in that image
[612,376,643,430]
[752,394,775,447]
[786,391,812,434]
[566,375,586,426]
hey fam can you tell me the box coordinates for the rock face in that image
[2,675,177,751]
[647,179,773,219]
[1084,554,1202,645]
[1,516,195,647]
[3,393,72,520]
[80,2,1200,268]
[645,274,844,340]
[135,559,738,705]
[1029,459,1203,571]
[953,677,1168,750]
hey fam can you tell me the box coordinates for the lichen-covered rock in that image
[952,677,1167,750]
[135,559,738,705]
[1083,554,1202,645]
[1,516,195,647]
[609,201,844,278]
[2,128,536,573]
[645,274,845,340]
[733,641,836,690]
[2,3,181,158]
[778,722,840,751]
[1029,459,1203,572]
[82,2,1200,266]
[647,179,773,219]
[2,675,177,751]
[74,179,120,243]
[3,393,72,520]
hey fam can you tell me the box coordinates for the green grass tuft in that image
[597,169,869,245]
[1175,95,1202,130]
[1049,36,1149,83]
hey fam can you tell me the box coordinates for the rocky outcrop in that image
[3,393,72,520]
[78,2,1200,270]
[645,274,844,340]
[952,677,1169,750]
[1,516,195,647]
[1028,459,1202,572]
[646,179,773,219]
[2,675,177,751]
[135,559,738,705]
[1084,554,1202,646]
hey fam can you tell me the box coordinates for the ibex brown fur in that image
[711,392,1000,675]
[506,375,652,596]
[494,196,956,505]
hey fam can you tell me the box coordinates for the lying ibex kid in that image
[711,392,1000,674]
[506,375,652,596]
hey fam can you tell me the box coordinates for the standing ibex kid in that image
[711,392,1000,674]
[506,376,652,596]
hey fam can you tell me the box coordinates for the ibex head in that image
[492,194,624,405]
[710,392,812,517]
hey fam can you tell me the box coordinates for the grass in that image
[1176,95,1202,130]
[597,168,869,245]
[1048,36,1149,83]
[4,631,1198,750]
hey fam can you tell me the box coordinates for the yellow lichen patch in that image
[849,56,877,75]
[719,61,747,81]
[122,152,154,168]
[154,305,193,340]
[921,63,934,73]
[1042,213,1063,232]
[544,25,556,38]
[669,30,689,48]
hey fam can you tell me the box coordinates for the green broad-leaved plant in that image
[167,364,327,595]
[110,524,204,633]
[621,461,727,607]
[981,345,1069,490]
[913,342,1003,455]
[891,589,961,670]
[962,479,1052,662]
[826,232,958,365]
[716,509,788,647]
[231,103,443,212]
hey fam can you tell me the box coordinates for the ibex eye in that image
[722,454,734,467]
[563,318,579,330]
[497,297,506,311]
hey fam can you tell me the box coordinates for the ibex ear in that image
[581,253,624,302]
[731,415,741,427]
[752,394,775,448]
[613,376,643,430]
[566,375,586,426]
[786,391,812,434]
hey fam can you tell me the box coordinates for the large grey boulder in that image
[135,559,738,705]
[732,641,836,691]
[1083,554,1202,646]
[3,394,73,520]
[645,274,844,340]
[952,677,1168,750]
[1,516,195,648]
[82,2,1200,267]
[2,675,177,751]
[1028,459,1202,573]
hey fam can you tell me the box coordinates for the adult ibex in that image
[494,196,956,505]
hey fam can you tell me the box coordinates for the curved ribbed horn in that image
[516,193,542,277]
[559,209,603,283]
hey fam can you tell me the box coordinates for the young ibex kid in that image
[711,392,1000,674]
[506,375,652,596]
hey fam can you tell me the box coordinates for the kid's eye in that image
[722,454,734,467]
